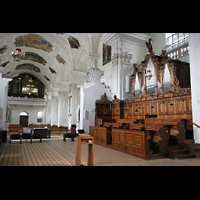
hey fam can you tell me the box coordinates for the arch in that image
[20,111,28,116]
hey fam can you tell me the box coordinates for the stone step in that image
[168,148,196,159]
[174,153,196,160]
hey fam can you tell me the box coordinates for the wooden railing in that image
[193,122,200,128]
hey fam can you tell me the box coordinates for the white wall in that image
[98,34,148,100]
[151,33,166,54]
[78,68,111,133]
[189,33,200,143]
[0,73,12,130]
[9,105,46,125]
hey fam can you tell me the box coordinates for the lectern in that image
[75,134,94,166]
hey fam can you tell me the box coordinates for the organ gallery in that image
[90,40,193,159]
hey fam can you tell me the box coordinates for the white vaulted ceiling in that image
[0,33,104,92]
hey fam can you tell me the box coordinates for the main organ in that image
[90,40,193,159]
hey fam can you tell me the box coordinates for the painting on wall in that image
[68,35,80,49]
[15,63,41,73]
[103,44,111,65]
[56,54,66,64]
[23,52,47,65]
[14,34,53,53]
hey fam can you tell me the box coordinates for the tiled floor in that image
[1,135,200,166]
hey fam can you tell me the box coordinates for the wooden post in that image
[154,61,158,96]
[160,66,164,97]
[75,134,94,166]
[138,73,142,100]
[142,64,146,99]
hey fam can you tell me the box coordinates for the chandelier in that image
[145,69,153,80]
[11,47,25,61]
[22,77,38,95]
[11,33,25,61]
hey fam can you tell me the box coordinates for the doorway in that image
[19,111,29,127]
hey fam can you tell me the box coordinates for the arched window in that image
[20,111,28,116]
[37,111,43,123]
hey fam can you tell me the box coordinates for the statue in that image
[145,39,153,53]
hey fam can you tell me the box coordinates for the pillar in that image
[46,92,52,125]
[0,73,12,130]
[189,33,200,143]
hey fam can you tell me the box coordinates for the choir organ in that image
[90,40,192,159]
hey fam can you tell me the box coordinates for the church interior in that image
[1,33,200,166]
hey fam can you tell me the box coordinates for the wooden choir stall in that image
[90,40,194,159]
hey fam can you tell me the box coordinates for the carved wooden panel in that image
[151,102,157,115]
[127,133,133,145]
[186,99,192,114]
[145,103,150,115]
[129,104,133,115]
[102,130,106,139]
[176,99,185,114]
[158,102,166,115]
[97,129,102,139]
[113,131,119,142]
[120,132,126,143]
[139,104,144,115]
[135,148,143,154]
[94,129,98,137]
[135,135,142,147]
[166,101,174,114]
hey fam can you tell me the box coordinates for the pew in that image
[8,124,23,135]
[47,125,69,135]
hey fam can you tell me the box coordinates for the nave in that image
[1,135,200,166]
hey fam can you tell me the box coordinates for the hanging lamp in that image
[11,33,25,61]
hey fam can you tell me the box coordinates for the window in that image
[37,111,43,123]
[165,33,189,59]
[166,33,189,49]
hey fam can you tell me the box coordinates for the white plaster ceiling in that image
[0,33,104,92]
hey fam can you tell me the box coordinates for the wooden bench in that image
[9,134,22,144]
[8,124,23,135]
[9,133,42,143]
[47,125,69,135]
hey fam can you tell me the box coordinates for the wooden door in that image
[20,116,28,127]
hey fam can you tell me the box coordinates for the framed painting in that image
[103,44,111,65]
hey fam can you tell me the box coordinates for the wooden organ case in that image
[90,40,192,159]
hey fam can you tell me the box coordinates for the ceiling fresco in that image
[56,54,66,64]
[68,35,80,49]
[15,63,41,73]
[14,34,53,53]
[44,75,50,81]
[22,52,47,65]
[49,67,57,74]
[0,33,107,91]
[0,45,8,54]
[1,61,9,68]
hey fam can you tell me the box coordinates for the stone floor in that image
[1,135,200,166]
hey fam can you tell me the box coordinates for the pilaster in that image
[81,53,100,69]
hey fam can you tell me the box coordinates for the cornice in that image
[102,33,154,46]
